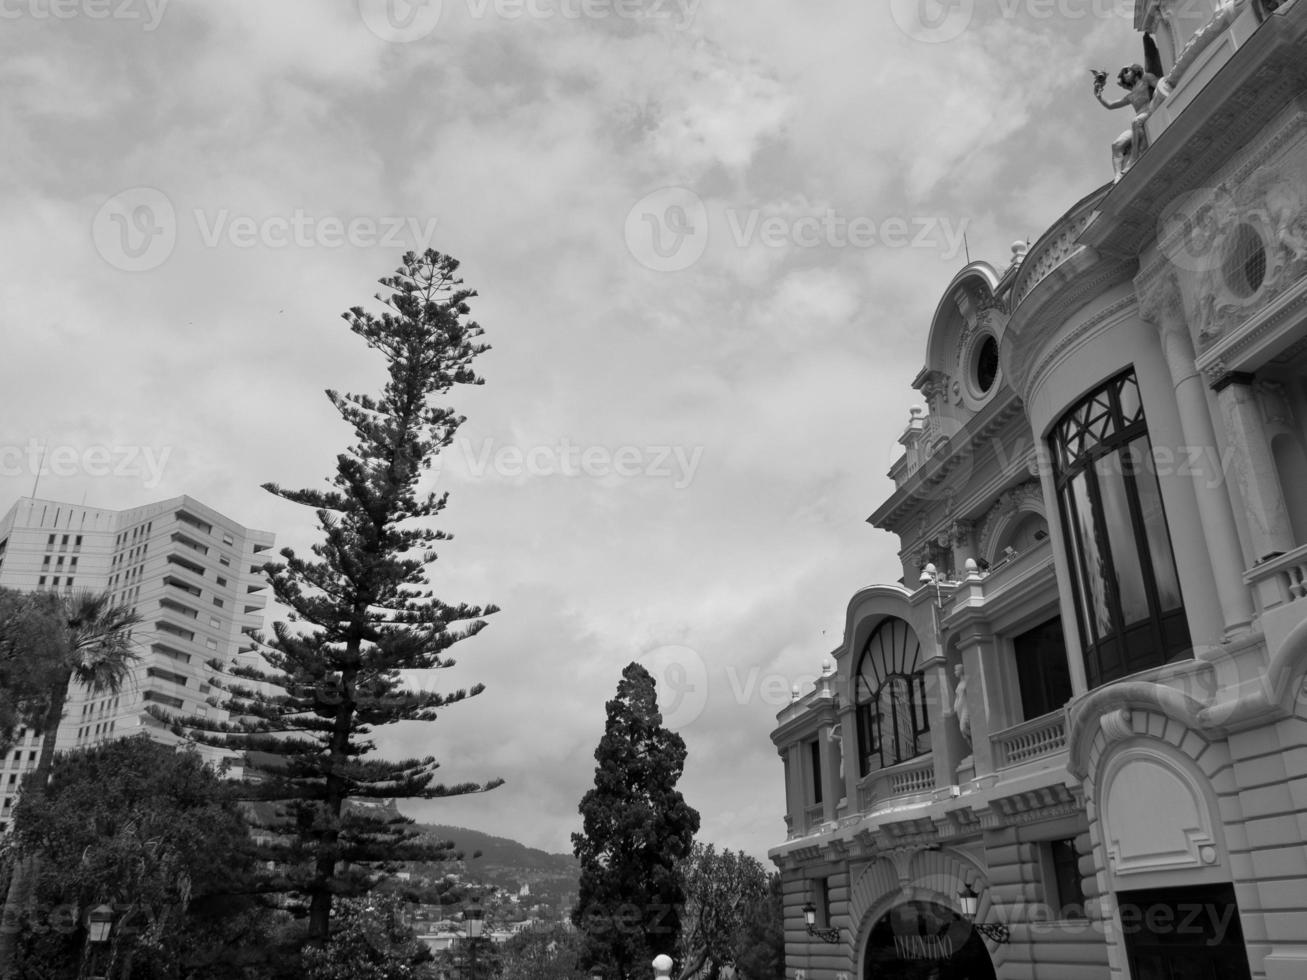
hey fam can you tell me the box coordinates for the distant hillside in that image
[412,823,580,907]
[415,824,577,875]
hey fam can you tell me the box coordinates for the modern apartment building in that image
[0,495,274,831]
[770,3,1307,978]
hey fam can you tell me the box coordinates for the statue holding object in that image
[1091,33,1165,182]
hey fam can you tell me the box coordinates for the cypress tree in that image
[572,662,700,979]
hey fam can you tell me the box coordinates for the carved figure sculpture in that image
[828,723,845,782]
[1091,34,1165,181]
[953,663,971,743]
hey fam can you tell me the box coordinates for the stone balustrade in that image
[992,711,1069,768]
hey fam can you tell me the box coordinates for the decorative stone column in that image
[784,744,803,834]
[1211,372,1296,561]
[1139,271,1256,636]
[818,724,837,825]
[953,626,999,778]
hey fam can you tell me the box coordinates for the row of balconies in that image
[788,708,1071,836]
[783,524,1307,837]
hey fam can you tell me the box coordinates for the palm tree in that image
[0,589,142,978]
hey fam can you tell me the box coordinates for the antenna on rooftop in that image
[30,441,47,500]
[963,233,971,264]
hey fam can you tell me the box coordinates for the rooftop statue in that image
[1091,33,1165,182]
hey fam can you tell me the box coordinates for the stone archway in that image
[861,900,997,980]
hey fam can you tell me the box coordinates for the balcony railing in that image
[1245,543,1307,610]
[856,756,936,810]
[803,803,824,833]
[992,711,1068,768]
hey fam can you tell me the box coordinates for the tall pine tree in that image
[572,662,700,980]
[170,249,501,943]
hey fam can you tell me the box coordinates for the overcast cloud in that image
[2,0,1144,861]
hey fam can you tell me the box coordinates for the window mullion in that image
[1059,477,1103,685]
[1119,452,1168,664]
[1084,452,1128,670]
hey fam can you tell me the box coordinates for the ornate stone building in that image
[769,3,1307,978]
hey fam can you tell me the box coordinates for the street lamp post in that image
[465,895,484,980]
[82,904,115,980]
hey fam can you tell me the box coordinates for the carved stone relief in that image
[1161,168,1307,351]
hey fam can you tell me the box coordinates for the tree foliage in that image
[572,663,700,980]
[0,588,63,755]
[727,872,784,980]
[301,893,434,980]
[496,923,587,980]
[167,250,501,941]
[0,589,142,979]
[8,736,270,979]
[675,844,770,980]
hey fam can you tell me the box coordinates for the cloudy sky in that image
[1,0,1151,861]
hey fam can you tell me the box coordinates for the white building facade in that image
[0,494,274,831]
[770,3,1307,978]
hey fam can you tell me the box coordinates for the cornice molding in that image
[1022,294,1139,410]
[871,399,1028,532]
[1195,275,1307,381]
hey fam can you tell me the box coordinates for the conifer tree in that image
[170,249,501,944]
[572,662,700,980]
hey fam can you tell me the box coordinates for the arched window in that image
[854,618,929,776]
[1050,369,1190,688]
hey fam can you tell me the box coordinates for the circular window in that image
[1222,224,1267,298]
[974,335,999,394]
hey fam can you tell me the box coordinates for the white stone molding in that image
[1099,744,1220,877]
[975,480,1046,565]
[1020,294,1137,408]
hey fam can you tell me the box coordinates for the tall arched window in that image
[1050,369,1190,688]
[854,618,929,776]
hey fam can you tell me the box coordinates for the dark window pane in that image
[1131,437,1184,611]
[1051,370,1190,691]
[809,739,822,805]
[1096,451,1150,625]
[1070,471,1114,639]
[1014,618,1072,719]
[1049,839,1087,919]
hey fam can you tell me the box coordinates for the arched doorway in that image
[862,900,996,980]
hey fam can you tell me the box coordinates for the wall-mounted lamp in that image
[958,884,1010,944]
[800,902,840,944]
[919,562,948,643]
